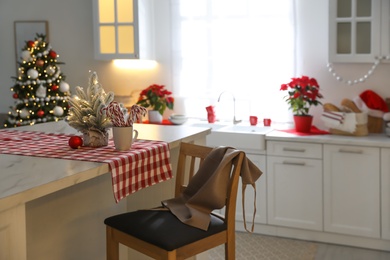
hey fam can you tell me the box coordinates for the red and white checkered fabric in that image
[0,129,172,202]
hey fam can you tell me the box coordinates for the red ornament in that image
[69,136,83,149]
[49,50,57,59]
[13,93,18,99]
[36,59,44,67]
[37,110,44,117]
[27,41,35,48]
[51,85,59,91]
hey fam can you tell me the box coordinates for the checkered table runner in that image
[0,129,172,202]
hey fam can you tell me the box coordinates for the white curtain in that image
[170,0,296,123]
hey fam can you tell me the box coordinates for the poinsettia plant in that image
[280,76,323,116]
[136,84,174,115]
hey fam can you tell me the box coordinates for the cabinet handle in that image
[282,161,306,166]
[338,148,363,154]
[283,148,306,153]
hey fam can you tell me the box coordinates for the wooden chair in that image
[104,142,245,260]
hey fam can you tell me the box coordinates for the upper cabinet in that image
[92,0,154,60]
[329,0,384,63]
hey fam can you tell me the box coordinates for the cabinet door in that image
[267,156,323,231]
[92,0,154,60]
[236,154,266,225]
[324,144,380,238]
[381,148,390,240]
[329,0,381,62]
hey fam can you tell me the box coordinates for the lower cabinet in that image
[267,155,323,231]
[266,141,323,231]
[324,144,380,238]
[381,148,390,240]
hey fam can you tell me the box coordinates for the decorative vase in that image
[148,110,163,124]
[293,115,313,133]
[83,129,109,147]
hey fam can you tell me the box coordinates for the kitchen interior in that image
[1,0,390,259]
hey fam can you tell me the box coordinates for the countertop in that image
[266,129,390,148]
[0,120,210,209]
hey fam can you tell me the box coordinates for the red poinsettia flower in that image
[137,84,174,115]
[280,75,323,116]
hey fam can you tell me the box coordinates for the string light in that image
[327,55,390,85]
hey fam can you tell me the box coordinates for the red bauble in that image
[37,110,44,117]
[51,85,59,91]
[27,41,35,48]
[36,59,44,67]
[49,50,57,59]
[68,136,83,149]
[13,93,18,99]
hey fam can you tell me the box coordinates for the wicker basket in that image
[367,116,383,133]
[329,124,368,136]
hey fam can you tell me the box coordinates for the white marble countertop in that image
[266,129,390,148]
[0,120,210,210]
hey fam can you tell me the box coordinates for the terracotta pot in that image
[148,110,163,124]
[293,115,313,133]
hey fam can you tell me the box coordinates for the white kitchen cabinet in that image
[329,0,381,62]
[381,148,390,240]
[267,141,323,231]
[92,0,154,60]
[324,144,380,238]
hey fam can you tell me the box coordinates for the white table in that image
[0,121,210,260]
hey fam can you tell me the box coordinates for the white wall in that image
[1,0,390,128]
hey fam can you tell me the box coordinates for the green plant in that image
[280,76,323,116]
[136,84,174,115]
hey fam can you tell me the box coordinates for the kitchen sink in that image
[217,125,272,134]
[190,122,273,152]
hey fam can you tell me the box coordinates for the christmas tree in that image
[3,34,70,128]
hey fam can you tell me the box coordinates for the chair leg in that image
[225,234,235,260]
[106,227,119,260]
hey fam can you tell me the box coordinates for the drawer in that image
[267,141,322,159]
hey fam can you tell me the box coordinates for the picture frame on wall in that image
[14,21,49,65]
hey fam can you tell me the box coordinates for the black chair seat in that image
[104,210,227,251]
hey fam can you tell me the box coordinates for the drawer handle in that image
[338,148,363,154]
[282,161,306,166]
[283,148,306,153]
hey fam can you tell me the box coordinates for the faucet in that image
[217,91,242,124]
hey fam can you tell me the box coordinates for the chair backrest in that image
[174,142,244,225]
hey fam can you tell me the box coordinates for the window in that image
[170,0,296,122]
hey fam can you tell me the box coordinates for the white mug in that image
[112,126,138,151]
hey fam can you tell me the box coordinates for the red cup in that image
[249,116,258,126]
[263,118,271,126]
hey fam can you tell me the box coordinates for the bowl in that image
[169,114,188,125]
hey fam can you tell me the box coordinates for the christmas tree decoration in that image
[36,84,47,98]
[19,108,30,119]
[59,81,70,93]
[3,34,70,128]
[27,68,39,79]
[68,136,83,149]
[21,50,31,61]
[53,106,64,116]
[37,110,45,117]
[66,71,114,147]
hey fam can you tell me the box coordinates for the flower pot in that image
[83,129,109,147]
[293,115,313,133]
[148,110,163,124]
